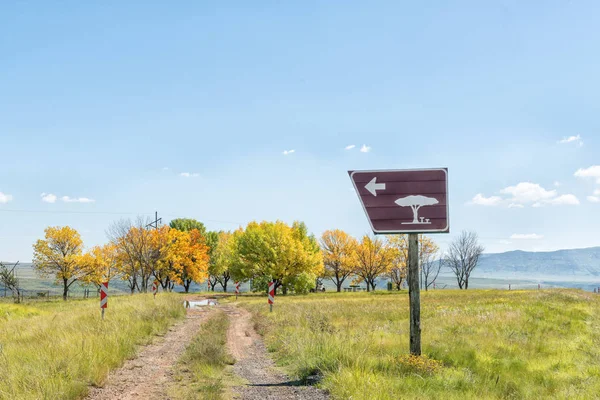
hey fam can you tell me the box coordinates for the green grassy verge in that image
[0,294,185,400]
[171,310,235,400]
[242,289,600,399]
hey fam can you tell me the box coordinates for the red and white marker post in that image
[152,280,158,298]
[268,281,275,312]
[235,282,240,300]
[100,282,108,319]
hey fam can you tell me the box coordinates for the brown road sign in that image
[349,168,449,234]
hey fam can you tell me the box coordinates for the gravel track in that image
[223,305,329,400]
[85,296,212,400]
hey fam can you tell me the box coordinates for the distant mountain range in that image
[468,246,600,281]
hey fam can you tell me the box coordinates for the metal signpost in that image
[100,282,109,319]
[350,168,449,355]
[152,280,158,298]
[235,281,240,300]
[268,281,275,312]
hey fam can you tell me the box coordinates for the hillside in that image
[472,246,600,280]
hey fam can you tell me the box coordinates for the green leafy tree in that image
[210,231,235,292]
[230,220,323,294]
[169,218,207,235]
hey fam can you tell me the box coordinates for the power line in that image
[0,208,244,225]
[0,209,155,216]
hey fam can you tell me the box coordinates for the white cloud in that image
[545,194,579,206]
[360,144,371,153]
[510,233,544,240]
[587,196,600,203]
[499,240,512,245]
[345,144,356,150]
[0,192,13,204]
[180,172,200,177]
[41,193,57,203]
[62,196,95,203]
[575,165,600,183]
[558,134,583,146]
[553,181,560,187]
[282,149,295,155]
[470,193,502,206]
[162,167,169,171]
[594,189,600,196]
[500,182,557,204]
[472,182,579,208]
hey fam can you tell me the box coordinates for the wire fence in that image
[0,286,127,302]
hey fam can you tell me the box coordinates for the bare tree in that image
[421,257,443,291]
[0,262,21,302]
[107,216,155,293]
[446,231,484,289]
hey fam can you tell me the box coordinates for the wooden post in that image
[408,233,421,356]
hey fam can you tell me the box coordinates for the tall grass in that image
[171,311,234,400]
[0,294,185,400]
[243,290,600,399]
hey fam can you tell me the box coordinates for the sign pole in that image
[408,233,421,356]
[100,282,108,320]
[268,281,275,312]
[349,168,449,357]
[152,280,158,299]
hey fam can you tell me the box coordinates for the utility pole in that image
[146,211,162,230]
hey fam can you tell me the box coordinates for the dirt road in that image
[86,299,327,400]
[224,305,329,400]
[86,297,212,400]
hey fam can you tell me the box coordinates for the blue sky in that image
[1,1,599,261]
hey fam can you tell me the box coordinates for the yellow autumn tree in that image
[108,218,156,293]
[152,227,210,292]
[172,228,210,292]
[32,226,89,300]
[387,234,440,290]
[151,225,176,290]
[355,235,394,292]
[387,235,408,290]
[320,229,357,292]
[81,243,120,288]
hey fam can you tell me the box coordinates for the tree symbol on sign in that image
[395,195,439,225]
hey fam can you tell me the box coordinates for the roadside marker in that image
[100,282,108,319]
[235,282,240,300]
[152,280,158,298]
[268,281,275,312]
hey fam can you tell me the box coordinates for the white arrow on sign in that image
[365,177,386,196]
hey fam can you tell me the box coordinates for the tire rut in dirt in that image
[223,305,329,400]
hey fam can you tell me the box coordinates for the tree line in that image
[27,216,484,300]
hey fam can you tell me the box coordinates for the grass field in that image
[0,294,185,400]
[241,289,600,399]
